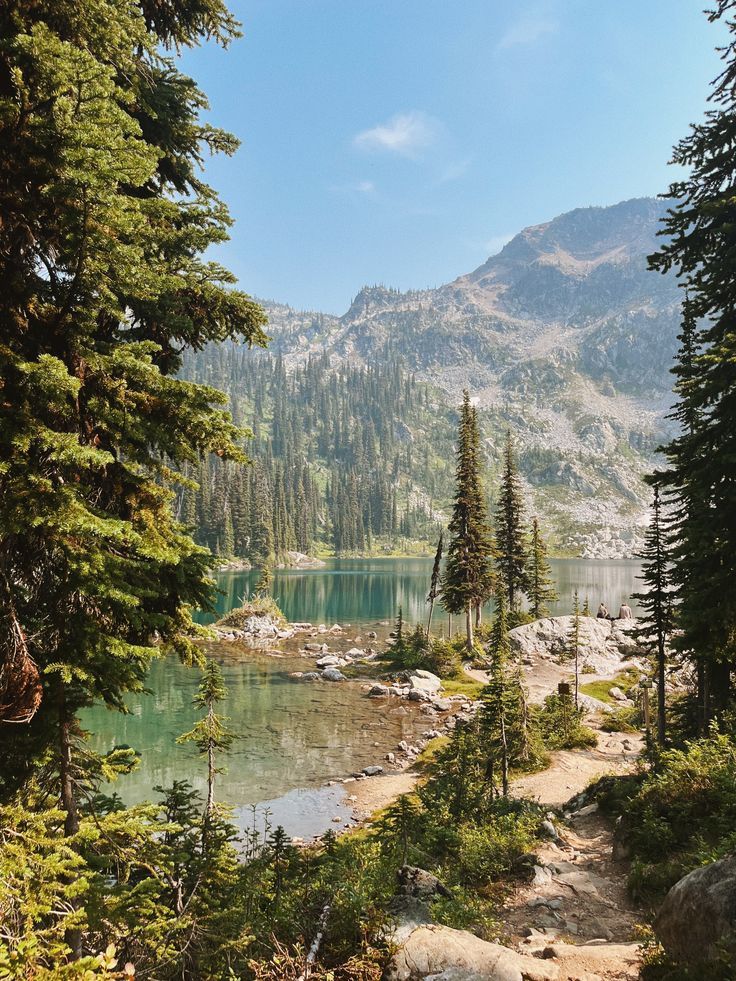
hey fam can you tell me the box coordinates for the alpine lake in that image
[83,557,643,838]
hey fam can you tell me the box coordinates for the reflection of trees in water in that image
[203,558,644,627]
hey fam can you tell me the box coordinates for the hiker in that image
[597,602,609,619]
[618,602,633,620]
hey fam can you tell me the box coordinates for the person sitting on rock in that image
[618,601,633,620]
[597,602,609,619]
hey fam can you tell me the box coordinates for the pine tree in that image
[255,563,274,598]
[426,532,444,634]
[0,0,267,905]
[528,517,557,619]
[648,1,736,718]
[177,659,235,818]
[567,590,582,709]
[633,484,673,744]
[442,392,494,650]
[479,591,532,797]
[495,430,529,611]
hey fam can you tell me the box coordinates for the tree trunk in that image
[59,693,82,960]
[657,628,666,745]
[475,604,482,629]
[697,659,707,736]
[426,599,435,636]
[500,712,509,797]
[709,660,732,719]
[206,705,216,816]
[465,604,474,652]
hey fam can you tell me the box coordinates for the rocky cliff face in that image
[262,197,681,555]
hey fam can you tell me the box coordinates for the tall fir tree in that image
[479,590,532,797]
[0,0,266,922]
[177,659,235,819]
[648,0,736,718]
[528,517,558,619]
[495,430,529,611]
[633,484,673,745]
[426,532,444,634]
[442,392,494,650]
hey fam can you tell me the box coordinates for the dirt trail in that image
[463,657,646,978]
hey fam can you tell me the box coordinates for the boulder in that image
[508,615,640,674]
[368,683,391,698]
[397,866,451,900]
[316,654,342,667]
[654,855,736,964]
[409,670,443,695]
[539,819,558,840]
[300,672,320,681]
[321,667,346,682]
[362,765,383,776]
[305,642,328,653]
[385,925,558,980]
[609,685,627,701]
[345,647,366,658]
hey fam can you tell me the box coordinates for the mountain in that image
[254,197,681,558]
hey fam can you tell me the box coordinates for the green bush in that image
[590,735,736,903]
[385,625,463,679]
[536,694,598,750]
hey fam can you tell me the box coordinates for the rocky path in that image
[392,627,648,978]
[499,726,644,979]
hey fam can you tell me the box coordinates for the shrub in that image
[216,596,286,628]
[590,735,736,903]
[536,694,598,750]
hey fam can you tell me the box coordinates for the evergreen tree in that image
[633,484,673,745]
[442,392,494,650]
[528,517,557,619]
[426,532,444,634]
[567,590,582,709]
[0,0,267,919]
[254,563,274,598]
[479,591,532,796]
[177,659,235,818]
[495,430,529,611]
[648,0,736,718]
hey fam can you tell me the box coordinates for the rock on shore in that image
[509,615,641,675]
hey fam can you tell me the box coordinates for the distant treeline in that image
[177,345,456,559]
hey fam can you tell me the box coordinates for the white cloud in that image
[354,180,375,194]
[353,111,440,158]
[497,11,558,50]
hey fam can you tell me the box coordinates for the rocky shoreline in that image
[211,608,650,845]
[211,612,478,835]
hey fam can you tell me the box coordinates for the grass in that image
[442,678,486,699]
[580,667,641,704]
[215,595,286,628]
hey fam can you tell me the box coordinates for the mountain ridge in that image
[253,196,681,557]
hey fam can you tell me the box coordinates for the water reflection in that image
[206,557,645,627]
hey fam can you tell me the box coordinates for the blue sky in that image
[180,1,726,313]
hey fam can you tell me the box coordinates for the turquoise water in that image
[204,556,644,626]
[84,557,643,836]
